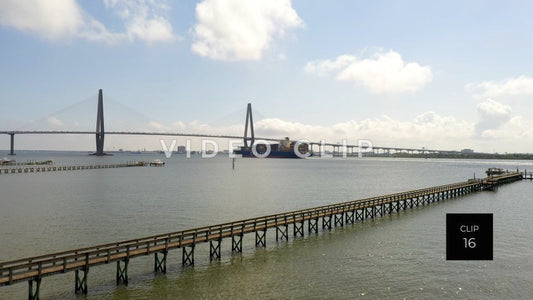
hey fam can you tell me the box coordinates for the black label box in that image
[446,213,493,260]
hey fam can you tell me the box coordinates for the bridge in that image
[1,89,453,156]
[0,171,523,299]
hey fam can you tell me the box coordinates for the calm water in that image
[1,152,532,299]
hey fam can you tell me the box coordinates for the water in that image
[1,152,533,299]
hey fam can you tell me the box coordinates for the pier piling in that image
[28,277,40,300]
[209,240,221,261]
[182,245,195,267]
[154,252,167,273]
[74,268,88,294]
[255,230,266,248]
[116,259,128,286]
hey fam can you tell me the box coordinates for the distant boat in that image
[234,137,309,159]
[149,159,165,166]
[486,168,506,176]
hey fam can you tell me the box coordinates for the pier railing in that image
[0,161,156,174]
[0,172,523,298]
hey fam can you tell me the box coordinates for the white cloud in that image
[191,0,303,61]
[305,50,433,94]
[104,0,176,43]
[253,113,472,151]
[138,112,471,151]
[0,0,124,43]
[47,116,64,127]
[146,121,171,131]
[0,0,83,40]
[0,0,175,44]
[466,76,533,99]
[475,98,512,137]
[477,98,512,118]
[478,116,533,141]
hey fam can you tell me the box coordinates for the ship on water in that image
[235,103,309,158]
[234,137,309,158]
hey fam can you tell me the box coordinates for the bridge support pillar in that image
[346,211,355,224]
[334,213,344,227]
[356,209,364,221]
[255,230,266,247]
[75,268,88,294]
[9,133,15,155]
[365,206,374,219]
[322,214,332,229]
[293,221,304,237]
[276,224,288,241]
[375,204,383,216]
[363,207,370,219]
[182,245,195,266]
[116,259,128,286]
[154,251,167,273]
[210,240,221,260]
[28,277,41,300]
[232,234,243,253]
[308,217,318,234]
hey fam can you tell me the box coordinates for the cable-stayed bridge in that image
[0,89,453,156]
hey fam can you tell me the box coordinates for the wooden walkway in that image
[0,162,151,174]
[0,172,523,299]
[0,160,54,166]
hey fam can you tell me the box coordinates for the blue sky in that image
[1,0,533,152]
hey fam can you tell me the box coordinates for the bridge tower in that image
[8,132,15,155]
[93,89,107,156]
[243,103,255,147]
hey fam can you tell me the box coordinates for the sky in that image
[1,0,533,153]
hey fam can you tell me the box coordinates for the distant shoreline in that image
[382,153,533,160]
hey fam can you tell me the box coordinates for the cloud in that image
[305,50,433,94]
[253,113,472,150]
[146,121,171,131]
[47,116,64,127]
[0,0,124,43]
[0,0,175,44]
[466,76,533,99]
[141,112,471,151]
[475,98,512,137]
[104,0,176,43]
[191,0,303,61]
[0,0,83,40]
[478,116,533,141]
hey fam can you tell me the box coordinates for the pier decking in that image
[0,161,156,174]
[0,171,524,299]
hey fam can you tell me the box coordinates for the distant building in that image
[461,149,474,154]
[177,146,187,154]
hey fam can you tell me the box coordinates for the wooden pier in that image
[0,161,155,174]
[0,172,523,299]
[0,160,54,166]
[521,171,533,180]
